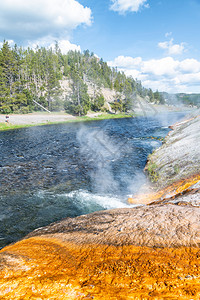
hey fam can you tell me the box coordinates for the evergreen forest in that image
[0,41,164,115]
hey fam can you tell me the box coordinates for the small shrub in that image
[174,165,180,174]
[147,162,159,182]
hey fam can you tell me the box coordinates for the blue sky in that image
[0,0,200,93]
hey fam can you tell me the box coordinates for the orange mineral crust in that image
[0,237,200,299]
[128,174,200,205]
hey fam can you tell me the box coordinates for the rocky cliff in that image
[0,113,200,299]
[147,114,200,189]
[128,113,200,206]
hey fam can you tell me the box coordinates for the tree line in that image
[0,41,164,115]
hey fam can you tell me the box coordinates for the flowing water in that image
[0,112,186,248]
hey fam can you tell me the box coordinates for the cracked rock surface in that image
[25,204,200,248]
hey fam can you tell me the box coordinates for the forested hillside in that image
[0,41,164,115]
[176,93,200,107]
[161,92,200,108]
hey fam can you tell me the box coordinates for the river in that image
[0,112,186,248]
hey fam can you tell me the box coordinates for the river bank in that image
[0,112,133,131]
[128,112,200,206]
[0,103,188,131]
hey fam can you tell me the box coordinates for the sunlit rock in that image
[129,114,200,207]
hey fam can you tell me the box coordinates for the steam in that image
[76,120,152,198]
[77,124,122,194]
[76,109,188,201]
[164,93,185,107]
[132,96,158,117]
[126,171,151,196]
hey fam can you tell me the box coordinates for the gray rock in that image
[146,115,200,188]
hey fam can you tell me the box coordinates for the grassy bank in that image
[0,113,134,131]
[0,123,38,131]
[77,113,134,122]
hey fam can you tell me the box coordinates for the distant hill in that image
[176,93,200,107]
[161,92,200,108]
[0,41,164,115]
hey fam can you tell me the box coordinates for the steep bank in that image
[143,113,200,206]
[147,114,200,188]
[0,112,200,299]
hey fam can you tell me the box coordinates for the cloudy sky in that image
[0,0,200,93]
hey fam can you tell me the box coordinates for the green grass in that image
[0,122,39,131]
[173,165,180,175]
[0,113,135,132]
[78,113,135,122]
[147,162,159,182]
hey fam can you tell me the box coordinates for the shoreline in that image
[129,113,200,205]
[0,104,191,132]
[0,112,134,131]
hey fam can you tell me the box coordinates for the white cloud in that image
[58,40,81,53]
[165,32,172,38]
[0,39,15,48]
[0,0,92,42]
[110,0,148,14]
[142,57,179,76]
[108,55,200,93]
[28,37,81,53]
[108,55,142,68]
[176,73,200,85]
[158,38,185,55]
[52,40,81,53]
[125,69,148,80]
[178,59,200,73]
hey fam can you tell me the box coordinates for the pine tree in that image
[0,40,160,114]
[65,69,90,116]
